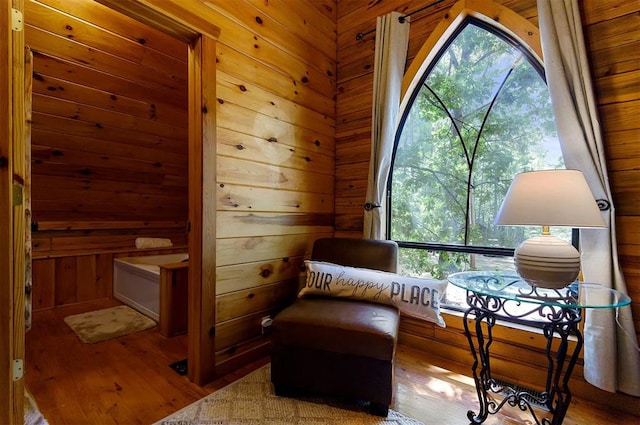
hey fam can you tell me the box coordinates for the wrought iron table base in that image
[462,290,583,425]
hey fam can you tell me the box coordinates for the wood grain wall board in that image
[336,134,373,165]
[217,94,335,155]
[41,231,187,253]
[609,171,640,216]
[30,161,176,189]
[31,113,187,154]
[337,0,421,28]
[498,0,538,21]
[216,256,305,295]
[217,128,334,174]
[32,175,187,200]
[599,100,640,133]
[609,157,640,175]
[207,0,336,77]
[31,184,186,207]
[26,26,188,94]
[193,6,335,98]
[337,4,449,65]
[334,213,364,234]
[32,52,187,109]
[588,42,640,79]
[335,178,368,196]
[55,256,77,305]
[335,195,366,210]
[336,110,374,136]
[216,211,334,239]
[215,279,299,322]
[217,184,334,214]
[246,0,337,58]
[336,53,374,86]
[336,87,373,119]
[336,147,371,168]
[594,70,640,105]
[31,129,188,169]
[31,73,188,125]
[31,199,186,221]
[605,129,640,160]
[94,253,114,299]
[32,93,187,140]
[31,236,51,253]
[335,161,370,182]
[37,230,188,250]
[31,146,187,180]
[214,338,271,375]
[218,73,336,137]
[336,115,372,138]
[214,308,281,351]
[216,233,324,267]
[31,259,55,310]
[75,255,98,302]
[31,163,183,202]
[25,0,187,80]
[33,0,187,60]
[217,156,334,194]
[581,0,640,25]
[215,43,334,118]
[112,247,189,260]
[35,220,185,231]
[306,0,337,21]
[584,12,639,53]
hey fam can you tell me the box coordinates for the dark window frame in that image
[386,17,578,314]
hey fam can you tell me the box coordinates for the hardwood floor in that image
[26,299,638,424]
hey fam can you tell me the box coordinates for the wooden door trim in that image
[3,1,27,423]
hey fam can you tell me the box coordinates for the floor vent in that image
[491,378,550,411]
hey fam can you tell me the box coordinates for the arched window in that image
[388,17,567,308]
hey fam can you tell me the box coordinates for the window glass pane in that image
[390,21,563,255]
[398,248,516,309]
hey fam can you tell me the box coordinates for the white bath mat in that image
[64,305,156,344]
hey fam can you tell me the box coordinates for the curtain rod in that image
[355,0,445,41]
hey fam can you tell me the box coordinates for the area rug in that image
[154,364,424,425]
[25,387,48,425]
[64,305,156,344]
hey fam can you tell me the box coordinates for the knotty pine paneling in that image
[31,247,188,312]
[335,0,640,414]
[199,0,337,366]
[26,0,190,270]
[24,0,337,378]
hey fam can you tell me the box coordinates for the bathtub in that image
[113,253,188,322]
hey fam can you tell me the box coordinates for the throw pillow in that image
[300,260,448,327]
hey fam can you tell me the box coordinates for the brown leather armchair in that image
[270,237,400,416]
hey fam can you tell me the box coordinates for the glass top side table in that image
[447,271,631,425]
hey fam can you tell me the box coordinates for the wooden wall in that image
[25,0,190,305]
[26,0,190,249]
[336,0,639,413]
[24,0,337,373]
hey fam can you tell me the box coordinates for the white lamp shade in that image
[494,169,605,228]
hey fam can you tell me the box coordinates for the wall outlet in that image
[261,316,273,335]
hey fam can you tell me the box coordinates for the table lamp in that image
[494,170,606,289]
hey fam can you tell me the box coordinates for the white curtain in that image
[363,12,410,239]
[538,0,640,396]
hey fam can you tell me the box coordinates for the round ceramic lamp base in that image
[514,234,580,289]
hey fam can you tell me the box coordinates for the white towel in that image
[135,237,173,249]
